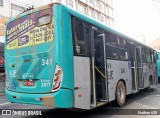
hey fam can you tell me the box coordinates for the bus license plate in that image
[24,80,34,86]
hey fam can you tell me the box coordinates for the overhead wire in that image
[2,0,33,7]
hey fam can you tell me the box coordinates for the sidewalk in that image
[150,83,160,89]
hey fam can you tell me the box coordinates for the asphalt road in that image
[0,85,160,118]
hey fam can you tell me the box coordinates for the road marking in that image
[0,102,10,106]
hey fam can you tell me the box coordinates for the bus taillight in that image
[6,75,10,90]
[52,65,63,92]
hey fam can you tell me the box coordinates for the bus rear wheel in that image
[115,81,126,107]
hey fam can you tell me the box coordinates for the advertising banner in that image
[6,9,53,50]
[0,17,9,36]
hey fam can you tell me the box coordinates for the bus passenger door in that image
[153,51,158,84]
[135,46,143,89]
[91,27,108,107]
[128,43,137,92]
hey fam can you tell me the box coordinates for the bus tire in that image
[115,81,126,107]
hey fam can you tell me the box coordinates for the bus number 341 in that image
[42,58,52,66]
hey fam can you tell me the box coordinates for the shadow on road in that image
[125,88,156,104]
[26,88,159,118]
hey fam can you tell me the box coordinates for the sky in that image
[1,0,160,44]
[114,0,160,44]
[34,0,160,45]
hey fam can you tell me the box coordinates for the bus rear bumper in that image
[5,88,73,108]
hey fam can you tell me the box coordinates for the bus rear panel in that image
[5,3,73,108]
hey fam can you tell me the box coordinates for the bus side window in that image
[151,50,154,64]
[73,18,87,56]
[106,45,119,59]
[142,47,146,63]
[117,37,128,60]
[105,32,110,45]
[118,38,127,49]
[146,49,151,63]
[110,34,118,46]
[85,27,91,56]
[151,50,157,64]
[119,49,128,60]
[153,51,157,64]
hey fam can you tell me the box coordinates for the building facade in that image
[0,0,33,42]
[34,0,114,28]
[0,0,114,42]
[60,0,114,27]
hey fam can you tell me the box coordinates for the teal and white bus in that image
[5,3,158,110]
[157,52,160,83]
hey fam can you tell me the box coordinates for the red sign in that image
[0,57,4,65]
[24,80,34,86]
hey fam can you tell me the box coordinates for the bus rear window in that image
[6,8,53,50]
[37,14,51,26]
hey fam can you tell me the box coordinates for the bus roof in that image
[63,5,155,51]
[6,2,60,25]
[5,3,155,51]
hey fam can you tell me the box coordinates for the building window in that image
[95,11,100,20]
[108,0,113,7]
[109,7,113,18]
[109,18,114,28]
[100,2,105,13]
[88,0,93,5]
[78,2,87,14]
[11,4,24,17]
[100,14,105,23]
[95,0,100,8]
[88,7,94,17]
[106,17,109,25]
[0,0,3,6]
[106,5,109,16]
[67,0,73,8]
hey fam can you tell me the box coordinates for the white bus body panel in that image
[73,56,91,109]
[143,63,149,88]
[107,60,132,102]
[143,63,155,88]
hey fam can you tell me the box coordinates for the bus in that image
[5,2,158,110]
[157,52,160,83]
